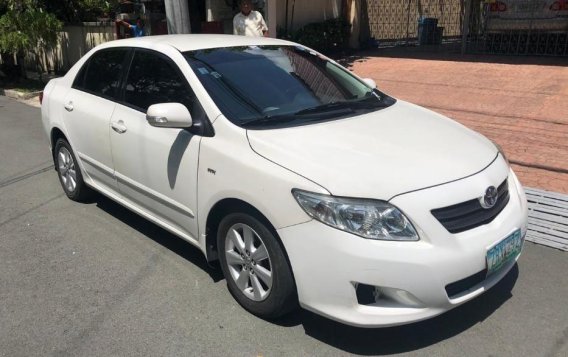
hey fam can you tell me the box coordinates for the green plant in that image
[0,0,62,80]
[79,0,116,20]
[41,0,119,23]
[291,18,351,53]
[276,26,293,40]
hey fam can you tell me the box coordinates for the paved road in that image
[1,95,567,356]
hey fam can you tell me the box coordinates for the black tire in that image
[54,138,92,202]
[217,212,297,319]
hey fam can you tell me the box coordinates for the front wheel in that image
[217,212,297,319]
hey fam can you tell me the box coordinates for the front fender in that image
[197,116,328,254]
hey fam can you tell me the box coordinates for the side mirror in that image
[362,78,377,89]
[146,103,192,128]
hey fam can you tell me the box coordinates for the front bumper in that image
[277,164,528,327]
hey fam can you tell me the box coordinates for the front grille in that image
[431,179,510,234]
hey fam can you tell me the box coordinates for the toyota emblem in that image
[480,186,499,209]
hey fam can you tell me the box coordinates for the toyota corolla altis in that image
[41,35,528,327]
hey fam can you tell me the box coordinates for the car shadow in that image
[91,193,518,354]
[275,264,519,355]
[167,130,194,189]
[93,194,224,283]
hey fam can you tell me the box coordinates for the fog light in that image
[381,287,422,307]
[372,286,382,301]
[355,283,423,308]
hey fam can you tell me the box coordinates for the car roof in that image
[99,34,295,52]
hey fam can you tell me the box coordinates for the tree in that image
[43,0,118,24]
[0,0,62,80]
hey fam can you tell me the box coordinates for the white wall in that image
[25,23,115,73]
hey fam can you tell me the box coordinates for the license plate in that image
[486,229,523,276]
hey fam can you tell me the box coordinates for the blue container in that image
[418,17,438,45]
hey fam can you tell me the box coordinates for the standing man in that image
[233,0,268,37]
[116,17,145,37]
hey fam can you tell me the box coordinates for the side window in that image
[79,49,128,99]
[123,50,205,121]
[72,61,88,90]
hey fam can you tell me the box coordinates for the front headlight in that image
[292,189,419,241]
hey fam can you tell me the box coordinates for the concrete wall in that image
[277,0,342,33]
[25,22,115,73]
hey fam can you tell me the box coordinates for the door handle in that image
[64,102,74,112]
[111,120,127,134]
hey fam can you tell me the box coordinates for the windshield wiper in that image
[241,107,358,127]
[294,97,390,116]
[242,93,396,127]
[240,115,300,127]
[294,101,352,115]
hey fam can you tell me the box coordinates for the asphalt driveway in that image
[1,95,567,356]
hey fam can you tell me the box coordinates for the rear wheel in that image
[217,212,297,319]
[54,139,91,201]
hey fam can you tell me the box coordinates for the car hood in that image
[246,100,498,200]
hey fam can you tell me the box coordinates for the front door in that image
[109,49,205,241]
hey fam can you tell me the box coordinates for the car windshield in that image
[184,45,395,128]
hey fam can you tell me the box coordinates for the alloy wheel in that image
[57,147,77,193]
[224,223,273,301]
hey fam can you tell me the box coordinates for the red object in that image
[489,1,507,12]
[39,91,43,105]
[201,21,224,34]
[550,1,568,10]
[152,20,168,35]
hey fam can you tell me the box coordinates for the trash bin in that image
[434,26,444,45]
[418,17,438,45]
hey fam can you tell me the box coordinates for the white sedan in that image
[41,34,528,327]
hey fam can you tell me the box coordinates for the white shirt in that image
[233,11,267,37]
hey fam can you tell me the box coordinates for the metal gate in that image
[465,0,568,56]
[364,0,568,56]
[365,0,465,47]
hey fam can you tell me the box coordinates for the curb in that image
[0,89,42,100]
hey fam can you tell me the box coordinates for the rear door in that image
[62,48,130,193]
[109,49,207,241]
